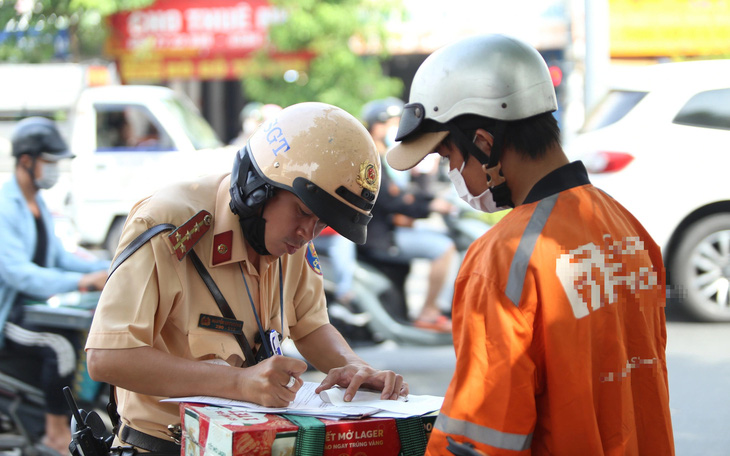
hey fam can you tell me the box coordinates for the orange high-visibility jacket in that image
[428,162,674,456]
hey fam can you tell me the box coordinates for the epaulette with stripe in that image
[168,210,212,261]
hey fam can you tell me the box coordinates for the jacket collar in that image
[522,161,591,205]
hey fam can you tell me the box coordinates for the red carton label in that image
[321,417,400,455]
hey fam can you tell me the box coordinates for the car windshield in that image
[162,96,222,150]
[581,90,647,133]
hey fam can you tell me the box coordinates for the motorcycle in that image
[315,200,491,347]
[0,291,107,456]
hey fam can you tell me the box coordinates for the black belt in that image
[120,425,181,454]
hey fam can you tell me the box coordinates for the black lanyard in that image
[238,257,284,359]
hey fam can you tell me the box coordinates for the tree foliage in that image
[0,0,153,62]
[243,0,406,117]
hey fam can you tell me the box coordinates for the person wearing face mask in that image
[387,34,674,455]
[0,116,110,454]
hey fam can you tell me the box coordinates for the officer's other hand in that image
[241,355,307,407]
[315,363,408,402]
[79,270,108,292]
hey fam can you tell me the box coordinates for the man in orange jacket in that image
[387,34,675,456]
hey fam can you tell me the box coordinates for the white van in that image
[0,63,237,253]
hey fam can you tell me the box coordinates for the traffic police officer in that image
[86,103,407,453]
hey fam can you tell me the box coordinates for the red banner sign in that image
[107,0,282,57]
[106,0,313,81]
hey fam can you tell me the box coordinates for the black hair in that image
[450,112,561,161]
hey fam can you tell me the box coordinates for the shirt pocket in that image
[187,329,246,366]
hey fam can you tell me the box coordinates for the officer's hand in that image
[239,355,308,407]
[79,270,108,292]
[315,363,408,402]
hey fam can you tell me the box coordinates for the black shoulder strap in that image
[107,223,176,280]
[188,250,257,366]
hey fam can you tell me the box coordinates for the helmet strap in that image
[483,121,514,208]
[23,155,40,191]
[230,146,272,255]
[448,121,514,208]
[238,203,271,256]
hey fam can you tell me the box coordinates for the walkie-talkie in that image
[63,386,112,456]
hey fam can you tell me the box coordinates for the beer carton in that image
[181,403,436,456]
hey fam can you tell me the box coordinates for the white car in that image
[565,60,730,322]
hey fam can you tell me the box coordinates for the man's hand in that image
[294,325,409,403]
[79,270,108,292]
[87,347,309,409]
[314,363,408,402]
[237,355,308,407]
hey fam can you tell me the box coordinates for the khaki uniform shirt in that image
[86,173,328,440]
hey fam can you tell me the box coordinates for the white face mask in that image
[384,125,398,148]
[35,161,60,190]
[447,162,509,213]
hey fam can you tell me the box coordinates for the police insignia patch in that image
[212,230,233,265]
[356,162,378,192]
[168,210,212,261]
[305,242,322,275]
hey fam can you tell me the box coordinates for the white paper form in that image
[319,386,444,417]
[162,382,381,419]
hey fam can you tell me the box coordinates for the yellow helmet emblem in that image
[357,162,378,192]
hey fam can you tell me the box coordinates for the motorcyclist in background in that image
[0,117,109,454]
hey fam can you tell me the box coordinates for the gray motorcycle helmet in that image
[360,97,404,131]
[387,34,557,171]
[11,117,74,162]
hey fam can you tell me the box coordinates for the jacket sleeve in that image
[50,232,110,275]
[431,272,537,456]
[0,203,84,299]
[39,198,110,275]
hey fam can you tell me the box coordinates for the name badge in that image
[198,314,243,335]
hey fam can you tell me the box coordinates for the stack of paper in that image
[163,381,443,420]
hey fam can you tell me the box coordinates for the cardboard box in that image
[181,403,436,456]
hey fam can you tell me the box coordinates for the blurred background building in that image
[3,0,729,147]
[99,0,573,142]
